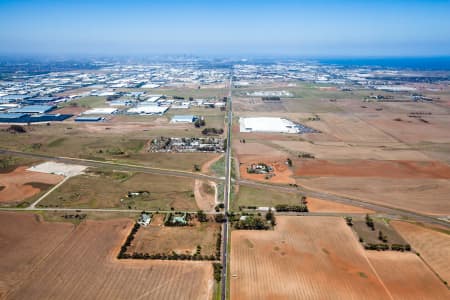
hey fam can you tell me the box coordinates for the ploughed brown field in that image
[294,159,450,179]
[0,212,213,300]
[231,216,392,300]
[366,251,449,300]
[0,212,73,298]
[392,221,450,284]
[0,166,63,204]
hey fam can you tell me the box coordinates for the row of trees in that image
[378,230,388,243]
[298,152,315,159]
[128,252,218,261]
[365,214,375,230]
[201,128,224,135]
[194,118,206,128]
[197,210,208,222]
[275,204,308,212]
[213,263,223,282]
[363,243,412,252]
[7,125,26,133]
[265,209,276,226]
[215,231,222,259]
[117,222,140,259]
[262,96,281,101]
[234,215,270,230]
[214,213,226,223]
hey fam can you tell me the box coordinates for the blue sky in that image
[0,0,449,57]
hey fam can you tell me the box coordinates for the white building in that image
[128,105,168,115]
[239,117,300,133]
[82,107,118,115]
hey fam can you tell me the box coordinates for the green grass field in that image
[38,170,198,210]
[59,96,108,109]
[232,185,304,210]
[0,123,222,171]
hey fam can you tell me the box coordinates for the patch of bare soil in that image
[194,180,217,212]
[0,166,63,203]
[306,197,374,213]
[240,159,295,185]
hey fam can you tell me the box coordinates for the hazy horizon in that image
[1,0,450,57]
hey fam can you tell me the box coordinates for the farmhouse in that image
[171,213,187,225]
[137,213,151,227]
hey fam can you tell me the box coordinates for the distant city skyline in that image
[1,0,450,57]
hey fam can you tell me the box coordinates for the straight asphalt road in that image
[221,75,233,300]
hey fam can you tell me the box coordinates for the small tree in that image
[286,158,293,167]
[7,125,26,133]
[197,210,208,222]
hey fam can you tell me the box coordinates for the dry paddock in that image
[392,221,450,284]
[0,212,213,300]
[230,216,449,300]
[297,177,450,216]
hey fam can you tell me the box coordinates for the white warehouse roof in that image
[239,117,300,133]
[82,107,118,115]
[128,105,168,115]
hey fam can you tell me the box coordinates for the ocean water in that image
[317,57,450,71]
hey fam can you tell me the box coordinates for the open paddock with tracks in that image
[231,216,394,299]
[392,221,450,284]
[271,140,432,161]
[0,213,213,300]
[0,118,222,172]
[366,251,449,300]
[297,177,450,216]
[38,170,199,211]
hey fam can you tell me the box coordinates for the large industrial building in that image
[82,107,118,115]
[8,105,56,114]
[0,113,72,123]
[128,105,168,115]
[239,117,315,134]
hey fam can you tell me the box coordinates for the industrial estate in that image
[1,57,450,300]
